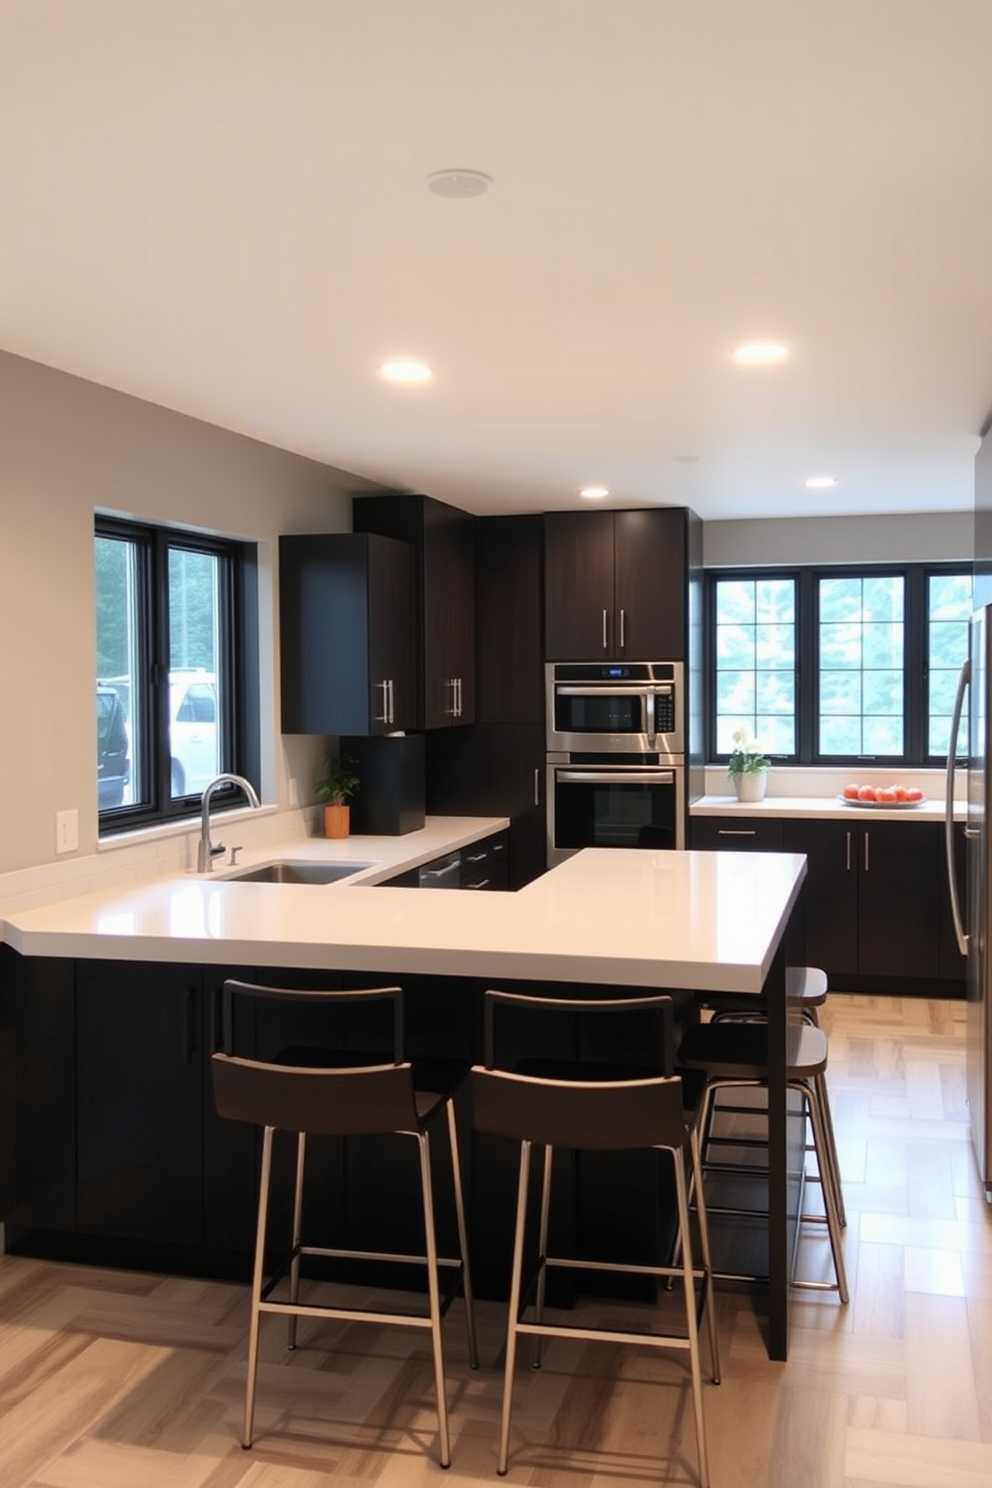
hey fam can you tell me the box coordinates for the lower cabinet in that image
[425,725,546,888]
[378,829,512,891]
[693,814,960,990]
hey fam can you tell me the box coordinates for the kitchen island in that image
[1,836,807,1358]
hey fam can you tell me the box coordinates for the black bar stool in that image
[211,979,478,1467]
[471,989,719,1487]
[677,1014,849,1302]
[692,966,845,1227]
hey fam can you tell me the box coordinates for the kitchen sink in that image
[221,859,377,885]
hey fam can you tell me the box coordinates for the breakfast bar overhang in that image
[2,844,808,1359]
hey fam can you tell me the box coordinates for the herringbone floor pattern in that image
[1,992,991,1486]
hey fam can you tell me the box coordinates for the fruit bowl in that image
[838,783,927,808]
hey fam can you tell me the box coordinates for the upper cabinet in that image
[353,493,475,729]
[279,531,416,736]
[544,508,688,660]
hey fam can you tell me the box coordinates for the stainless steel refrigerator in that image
[946,606,992,1200]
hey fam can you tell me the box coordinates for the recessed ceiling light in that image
[733,342,790,364]
[580,486,610,500]
[426,169,492,199]
[379,360,433,384]
[805,475,838,490]
[671,454,702,464]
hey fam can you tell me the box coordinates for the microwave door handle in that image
[558,770,676,785]
[645,689,656,747]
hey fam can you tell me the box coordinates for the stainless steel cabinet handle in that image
[864,830,870,873]
[456,677,463,717]
[465,851,486,864]
[602,609,609,650]
[846,830,852,871]
[717,829,757,837]
[534,768,540,806]
[375,679,389,724]
[387,678,395,725]
[619,608,626,650]
[463,878,490,890]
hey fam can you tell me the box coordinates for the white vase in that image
[732,770,767,803]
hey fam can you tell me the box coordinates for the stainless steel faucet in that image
[198,773,261,872]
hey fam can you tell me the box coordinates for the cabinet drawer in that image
[461,832,509,891]
[691,816,784,852]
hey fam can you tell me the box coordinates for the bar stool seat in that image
[677,1017,848,1302]
[211,979,478,1468]
[471,990,720,1487]
[696,965,829,1025]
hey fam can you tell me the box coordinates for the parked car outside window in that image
[96,683,130,809]
[169,670,220,796]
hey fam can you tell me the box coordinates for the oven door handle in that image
[557,770,676,785]
[554,685,651,698]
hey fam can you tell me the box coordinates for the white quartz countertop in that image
[1,828,807,995]
[691,793,963,823]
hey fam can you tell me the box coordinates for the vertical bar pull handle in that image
[864,830,870,873]
[845,831,852,872]
[534,769,540,807]
[619,608,626,651]
[602,609,609,651]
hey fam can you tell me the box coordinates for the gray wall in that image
[704,512,973,568]
[0,349,378,874]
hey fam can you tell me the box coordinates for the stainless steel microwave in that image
[546,661,685,757]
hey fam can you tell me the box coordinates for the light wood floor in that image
[2,992,991,1487]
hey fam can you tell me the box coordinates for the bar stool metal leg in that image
[688,1126,721,1384]
[498,1139,533,1476]
[674,1146,710,1488]
[416,1130,452,1469]
[243,1124,274,1449]
[803,1081,849,1303]
[532,1143,554,1370]
[445,1099,479,1370]
[287,1131,306,1351]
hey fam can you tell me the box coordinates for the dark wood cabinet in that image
[353,493,475,729]
[75,959,204,1245]
[425,725,546,887]
[544,508,687,661]
[781,818,942,985]
[691,816,784,852]
[696,814,958,991]
[279,531,416,736]
[474,513,544,725]
[0,947,76,1232]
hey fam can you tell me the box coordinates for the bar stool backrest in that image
[472,990,687,1152]
[211,979,419,1137]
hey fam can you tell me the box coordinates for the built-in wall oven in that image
[546,661,685,867]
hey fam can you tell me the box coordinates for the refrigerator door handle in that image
[945,657,971,957]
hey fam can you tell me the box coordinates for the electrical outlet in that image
[288,777,299,806]
[55,809,79,854]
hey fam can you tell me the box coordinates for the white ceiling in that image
[3,1,992,522]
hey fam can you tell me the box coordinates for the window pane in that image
[714,576,796,757]
[168,547,222,798]
[818,574,904,757]
[928,572,972,760]
[95,535,139,810]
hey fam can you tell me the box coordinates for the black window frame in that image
[705,562,970,769]
[96,515,260,833]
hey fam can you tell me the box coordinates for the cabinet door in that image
[424,723,547,887]
[475,513,544,724]
[76,960,204,1245]
[280,532,416,736]
[782,820,859,976]
[422,498,475,728]
[367,533,418,732]
[614,508,686,659]
[857,821,940,980]
[544,511,616,659]
[0,947,76,1231]
[353,493,475,730]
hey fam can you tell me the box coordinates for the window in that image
[95,517,258,829]
[707,564,971,767]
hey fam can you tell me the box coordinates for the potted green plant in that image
[727,727,770,802]
[315,753,360,838]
